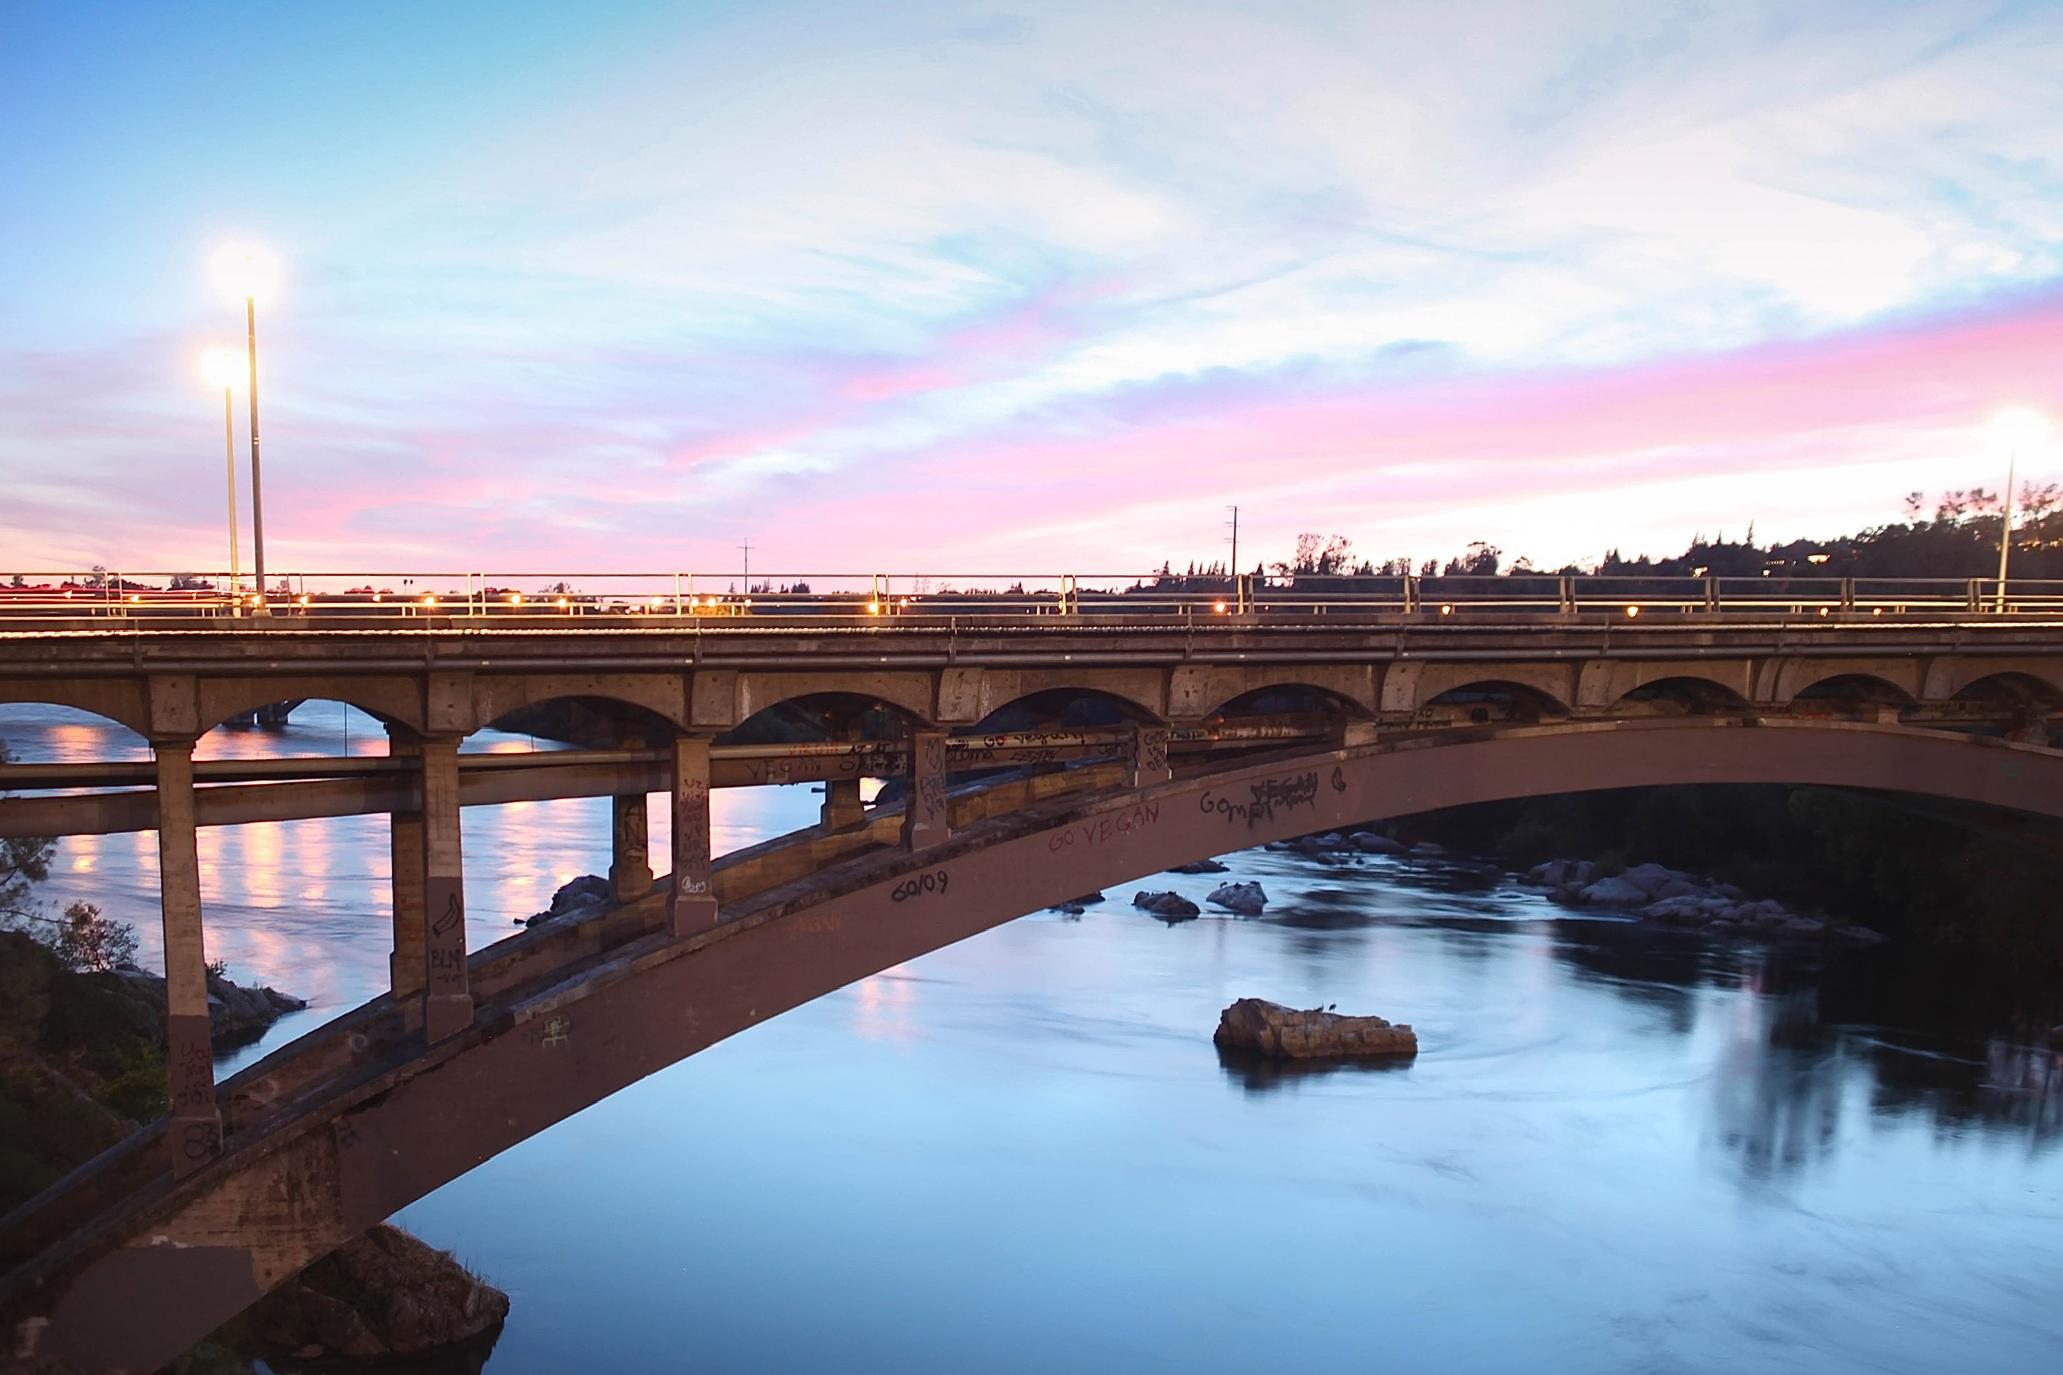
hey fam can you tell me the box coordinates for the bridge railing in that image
[3,571,2063,621]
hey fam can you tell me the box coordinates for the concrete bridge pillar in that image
[611,731,654,903]
[821,777,865,829]
[1126,723,1171,788]
[669,735,718,936]
[420,737,472,1043]
[152,737,222,1178]
[385,728,425,1030]
[903,730,948,850]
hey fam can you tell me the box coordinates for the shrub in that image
[51,902,138,974]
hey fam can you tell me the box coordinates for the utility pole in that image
[1225,505,1239,579]
[740,540,753,593]
[1996,454,2016,614]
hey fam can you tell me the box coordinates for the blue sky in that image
[3,1,2060,578]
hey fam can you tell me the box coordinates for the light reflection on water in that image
[4,703,2063,1373]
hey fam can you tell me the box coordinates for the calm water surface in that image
[5,702,2061,1373]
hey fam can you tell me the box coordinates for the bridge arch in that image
[1945,669,2063,706]
[1790,672,1917,713]
[0,680,151,738]
[963,684,1162,732]
[197,680,426,741]
[721,689,927,745]
[1608,675,1754,717]
[733,671,936,728]
[1194,672,1376,723]
[18,719,2063,1370]
[1922,656,2063,703]
[472,674,687,738]
[1773,659,1924,705]
[1420,678,1570,724]
[1383,662,1575,717]
[1204,681,1372,723]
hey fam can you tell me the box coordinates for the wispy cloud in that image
[2,0,2060,575]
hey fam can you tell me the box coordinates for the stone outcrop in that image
[115,966,307,1048]
[1167,858,1229,874]
[1049,891,1105,915]
[1213,998,1418,1059]
[241,1223,509,1364]
[1524,860,1886,944]
[1205,881,1268,916]
[523,873,611,926]
[1132,890,1201,922]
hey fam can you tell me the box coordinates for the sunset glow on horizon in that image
[3,0,2061,576]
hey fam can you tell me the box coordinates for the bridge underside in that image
[7,716,2063,1369]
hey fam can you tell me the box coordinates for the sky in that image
[2,0,2061,581]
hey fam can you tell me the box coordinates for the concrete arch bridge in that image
[3,612,2062,1370]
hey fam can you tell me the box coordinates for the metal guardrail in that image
[2,570,2062,621]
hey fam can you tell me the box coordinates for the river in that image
[4,701,2062,1374]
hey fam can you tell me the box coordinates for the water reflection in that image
[5,705,2063,1372]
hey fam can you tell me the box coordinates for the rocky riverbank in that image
[0,931,508,1372]
[113,965,308,1048]
[1519,858,1886,944]
[1262,827,1886,945]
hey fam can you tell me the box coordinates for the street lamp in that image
[211,243,281,607]
[1989,407,2051,613]
[199,348,242,603]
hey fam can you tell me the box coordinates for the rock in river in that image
[1213,998,1418,1060]
[1132,890,1201,922]
[1205,881,1268,916]
[1167,858,1230,874]
[244,1223,509,1363]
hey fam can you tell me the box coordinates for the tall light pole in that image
[200,349,242,601]
[212,245,280,608]
[1991,408,2052,614]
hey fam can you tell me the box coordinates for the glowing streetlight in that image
[199,348,242,602]
[211,243,281,606]
[1990,408,2052,613]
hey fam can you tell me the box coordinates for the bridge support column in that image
[420,737,472,1043]
[902,730,948,850]
[669,736,718,935]
[611,792,652,901]
[1126,724,1171,788]
[821,777,865,829]
[153,738,222,1178]
[386,730,425,1030]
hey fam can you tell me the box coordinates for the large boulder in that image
[1049,891,1105,915]
[1351,832,1407,855]
[1214,998,1417,1060]
[244,1223,509,1362]
[116,966,306,1048]
[1576,876,1651,908]
[1167,858,1230,875]
[1205,881,1268,916]
[1132,890,1201,922]
[524,873,612,926]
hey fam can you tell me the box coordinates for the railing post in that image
[1968,577,1982,613]
[420,737,472,1042]
[1840,577,1855,612]
[1557,575,1574,614]
[1126,723,1171,788]
[153,738,223,1178]
[386,728,426,1030]
[822,777,865,829]
[610,731,653,903]
[1403,575,1418,615]
[668,735,718,936]
[903,730,949,850]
